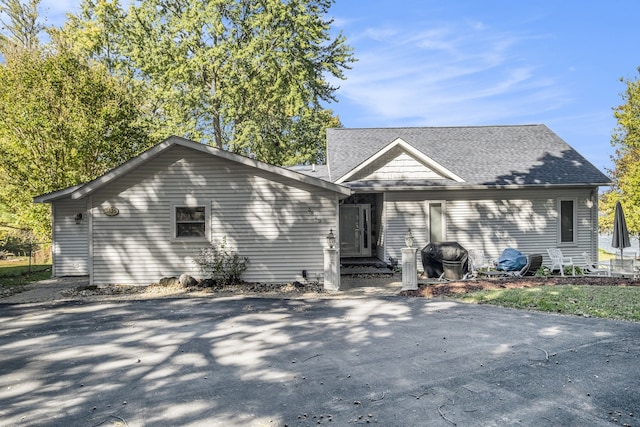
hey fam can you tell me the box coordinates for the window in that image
[427,201,445,242]
[558,199,576,244]
[173,205,208,240]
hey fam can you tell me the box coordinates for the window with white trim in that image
[558,198,576,244]
[172,204,209,240]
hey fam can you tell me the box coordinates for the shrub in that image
[535,266,551,277]
[195,238,249,286]
[0,229,32,256]
[536,265,583,276]
[566,265,583,275]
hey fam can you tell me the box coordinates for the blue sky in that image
[38,0,639,173]
[326,0,639,174]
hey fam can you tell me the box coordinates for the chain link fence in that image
[0,242,51,273]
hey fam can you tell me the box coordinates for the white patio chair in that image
[546,248,575,276]
[488,254,544,278]
[577,252,609,276]
[616,251,637,260]
[468,249,491,276]
[609,258,638,278]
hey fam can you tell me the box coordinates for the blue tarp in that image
[496,248,527,271]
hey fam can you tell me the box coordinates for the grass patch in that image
[0,269,51,287]
[453,284,640,322]
[0,258,51,287]
[0,263,51,277]
[598,248,615,261]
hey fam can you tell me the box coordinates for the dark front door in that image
[340,204,371,257]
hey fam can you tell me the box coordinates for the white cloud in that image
[353,27,401,43]
[333,19,566,127]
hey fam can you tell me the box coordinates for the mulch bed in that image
[25,275,640,300]
[63,281,326,298]
[401,276,640,298]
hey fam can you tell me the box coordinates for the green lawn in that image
[453,284,640,322]
[598,248,616,261]
[0,257,51,287]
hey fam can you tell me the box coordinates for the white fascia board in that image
[179,139,352,197]
[70,136,351,200]
[33,184,84,203]
[335,138,465,184]
[69,137,177,199]
[348,182,609,193]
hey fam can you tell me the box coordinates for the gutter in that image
[346,182,613,193]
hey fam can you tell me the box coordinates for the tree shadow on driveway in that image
[0,296,638,426]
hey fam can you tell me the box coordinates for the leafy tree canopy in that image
[600,68,640,247]
[59,0,354,164]
[0,0,353,239]
[0,0,42,52]
[0,45,155,239]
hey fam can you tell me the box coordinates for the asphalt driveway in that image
[0,296,638,426]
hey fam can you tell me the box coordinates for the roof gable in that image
[35,136,351,203]
[326,125,611,188]
[336,138,464,184]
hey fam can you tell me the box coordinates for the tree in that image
[276,107,341,166]
[60,0,354,164]
[0,47,155,239]
[600,68,640,251]
[0,0,43,52]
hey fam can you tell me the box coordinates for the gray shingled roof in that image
[287,164,331,181]
[326,124,611,187]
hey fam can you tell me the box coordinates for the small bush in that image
[535,266,552,277]
[537,265,584,276]
[566,265,583,275]
[195,238,249,286]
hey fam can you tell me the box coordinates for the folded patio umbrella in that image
[612,201,631,257]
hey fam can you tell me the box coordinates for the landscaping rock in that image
[179,274,198,288]
[159,276,179,287]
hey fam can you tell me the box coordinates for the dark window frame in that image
[172,204,209,241]
[558,198,577,245]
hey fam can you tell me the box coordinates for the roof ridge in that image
[328,124,544,131]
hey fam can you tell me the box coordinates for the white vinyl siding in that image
[88,145,339,285]
[52,198,89,276]
[384,188,597,272]
[361,152,444,181]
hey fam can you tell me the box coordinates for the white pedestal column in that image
[401,247,418,290]
[323,247,340,291]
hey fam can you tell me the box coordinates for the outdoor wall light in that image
[74,213,83,224]
[405,228,414,248]
[326,229,336,248]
